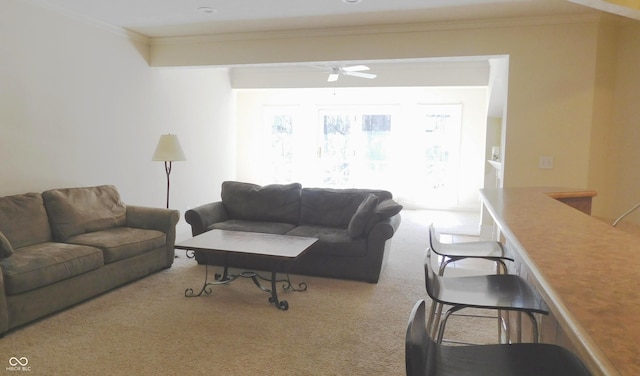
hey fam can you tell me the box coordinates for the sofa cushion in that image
[366,199,403,232]
[42,185,127,240]
[300,188,392,227]
[212,220,296,235]
[286,225,367,257]
[347,194,379,238]
[375,198,403,218]
[221,181,301,224]
[0,242,104,295]
[65,227,166,264]
[0,193,52,248]
[0,231,14,258]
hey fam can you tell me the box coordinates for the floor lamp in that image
[152,134,186,208]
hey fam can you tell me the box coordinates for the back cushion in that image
[300,188,392,227]
[0,193,52,248]
[42,185,126,240]
[221,181,301,224]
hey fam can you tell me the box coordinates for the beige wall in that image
[154,14,640,222]
[153,15,608,209]
[587,16,619,218]
[500,21,599,188]
[0,1,236,237]
[607,21,640,223]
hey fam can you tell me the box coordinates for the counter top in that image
[480,187,640,376]
[544,189,598,200]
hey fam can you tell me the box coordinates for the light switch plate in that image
[539,156,554,169]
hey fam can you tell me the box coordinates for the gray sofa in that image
[184,181,402,283]
[0,185,179,336]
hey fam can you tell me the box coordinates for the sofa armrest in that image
[185,201,228,236]
[125,205,180,267]
[126,205,180,232]
[363,212,402,283]
[367,212,401,240]
[0,268,8,334]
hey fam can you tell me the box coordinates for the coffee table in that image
[174,229,317,310]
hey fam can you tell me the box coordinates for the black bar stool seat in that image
[406,299,592,376]
[424,250,548,343]
[429,223,513,275]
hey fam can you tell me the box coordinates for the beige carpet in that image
[0,210,496,376]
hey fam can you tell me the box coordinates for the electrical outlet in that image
[539,156,554,169]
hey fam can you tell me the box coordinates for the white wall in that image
[6,1,640,225]
[0,1,236,238]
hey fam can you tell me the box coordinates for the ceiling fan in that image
[326,65,377,82]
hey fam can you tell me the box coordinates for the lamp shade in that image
[152,134,186,162]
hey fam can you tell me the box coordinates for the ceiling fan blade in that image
[342,65,370,72]
[344,71,377,79]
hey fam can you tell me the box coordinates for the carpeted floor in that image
[0,210,496,375]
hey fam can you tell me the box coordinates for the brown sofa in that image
[0,185,179,336]
[184,181,402,283]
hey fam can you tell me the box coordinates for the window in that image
[262,107,296,183]
[318,109,393,188]
[260,102,464,208]
[398,104,462,207]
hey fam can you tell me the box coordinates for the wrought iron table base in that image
[185,263,307,311]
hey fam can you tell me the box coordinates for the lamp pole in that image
[163,160,173,209]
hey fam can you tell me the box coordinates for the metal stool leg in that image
[436,306,466,343]
[524,311,539,343]
[426,299,439,337]
[430,302,445,339]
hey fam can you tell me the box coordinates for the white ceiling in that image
[25,0,638,118]
[28,0,607,38]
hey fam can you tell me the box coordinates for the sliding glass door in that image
[262,107,296,183]
[261,103,462,208]
[317,109,392,188]
[318,111,356,187]
[398,104,462,207]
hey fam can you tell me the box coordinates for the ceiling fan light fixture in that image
[342,0,362,3]
[344,71,377,79]
[341,64,369,72]
[323,64,376,82]
[197,6,217,14]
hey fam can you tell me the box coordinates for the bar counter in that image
[480,187,640,376]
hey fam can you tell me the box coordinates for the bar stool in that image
[406,299,592,376]
[424,250,548,343]
[429,223,512,275]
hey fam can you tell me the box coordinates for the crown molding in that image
[25,0,149,44]
[151,13,602,46]
[568,0,640,21]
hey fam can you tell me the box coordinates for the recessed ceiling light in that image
[197,6,217,14]
[342,0,362,4]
